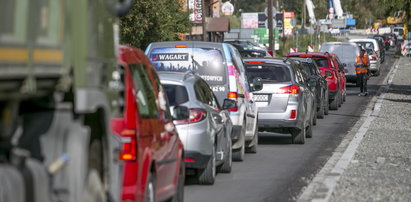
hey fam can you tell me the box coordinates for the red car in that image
[111,46,188,202]
[286,52,345,110]
[329,53,347,103]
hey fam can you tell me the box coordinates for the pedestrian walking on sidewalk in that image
[355,49,370,96]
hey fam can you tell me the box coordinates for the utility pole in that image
[268,0,275,56]
[202,0,207,41]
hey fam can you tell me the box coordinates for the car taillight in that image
[228,92,238,99]
[279,85,299,94]
[325,71,334,80]
[119,129,137,161]
[174,108,207,124]
[371,56,377,60]
[184,158,195,162]
[290,110,297,119]
[375,50,379,55]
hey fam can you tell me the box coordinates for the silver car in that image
[365,48,381,76]
[243,58,317,144]
[159,72,234,185]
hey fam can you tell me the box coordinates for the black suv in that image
[289,57,329,122]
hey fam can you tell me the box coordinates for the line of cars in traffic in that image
[111,34,392,201]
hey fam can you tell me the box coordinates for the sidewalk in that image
[298,56,411,202]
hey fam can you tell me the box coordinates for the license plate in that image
[253,94,269,102]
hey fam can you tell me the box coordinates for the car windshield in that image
[320,44,358,63]
[245,64,291,83]
[354,42,375,50]
[162,84,189,106]
[149,48,226,85]
[312,57,329,67]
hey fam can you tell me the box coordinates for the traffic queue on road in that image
[112,34,389,201]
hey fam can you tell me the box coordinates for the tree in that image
[120,0,191,49]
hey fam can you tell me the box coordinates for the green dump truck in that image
[0,1,133,201]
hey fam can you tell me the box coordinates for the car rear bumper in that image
[184,151,211,169]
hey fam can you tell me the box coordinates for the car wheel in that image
[144,173,155,202]
[306,122,313,138]
[343,90,347,102]
[170,160,185,202]
[324,92,329,115]
[246,125,258,153]
[330,97,338,110]
[198,146,216,185]
[232,122,246,161]
[337,92,342,107]
[218,139,232,173]
[317,100,325,119]
[312,110,317,126]
[291,127,305,144]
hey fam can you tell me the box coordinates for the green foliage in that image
[120,0,191,49]
[227,15,241,28]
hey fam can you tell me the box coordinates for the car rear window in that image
[354,42,375,50]
[312,57,329,67]
[245,64,291,83]
[163,84,189,106]
[320,45,358,62]
[149,48,226,85]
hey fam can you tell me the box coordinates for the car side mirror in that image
[307,78,317,87]
[222,99,238,110]
[343,63,347,67]
[251,77,263,91]
[172,106,189,120]
[339,65,344,71]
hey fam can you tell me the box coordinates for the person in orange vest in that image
[355,49,370,96]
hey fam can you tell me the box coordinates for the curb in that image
[297,58,401,202]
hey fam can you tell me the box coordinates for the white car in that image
[349,38,382,63]
[365,48,381,76]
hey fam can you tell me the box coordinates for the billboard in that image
[242,13,259,29]
[189,0,203,23]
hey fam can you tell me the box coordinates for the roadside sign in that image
[188,0,203,22]
[308,45,314,52]
[290,48,297,53]
[222,2,234,16]
[242,13,259,28]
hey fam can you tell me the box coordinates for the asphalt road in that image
[184,49,397,202]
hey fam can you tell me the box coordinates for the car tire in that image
[343,90,347,102]
[337,92,342,107]
[317,99,325,119]
[324,92,329,115]
[246,125,258,153]
[291,127,305,144]
[218,138,232,173]
[330,97,338,110]
[144,173,155,202]
[232,123,246,162]
[306,122,313,138]
[198,146,216,185]
[312,110,317,126]
[170,160,185,202]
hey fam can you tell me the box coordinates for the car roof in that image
[148,41,224,49]
[322,41,357,46]
[349,38,378,43]
[243,57,295,66]
[157,71,198,84]
[286,52,331,57]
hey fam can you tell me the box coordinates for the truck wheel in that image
[198,146,216,185]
